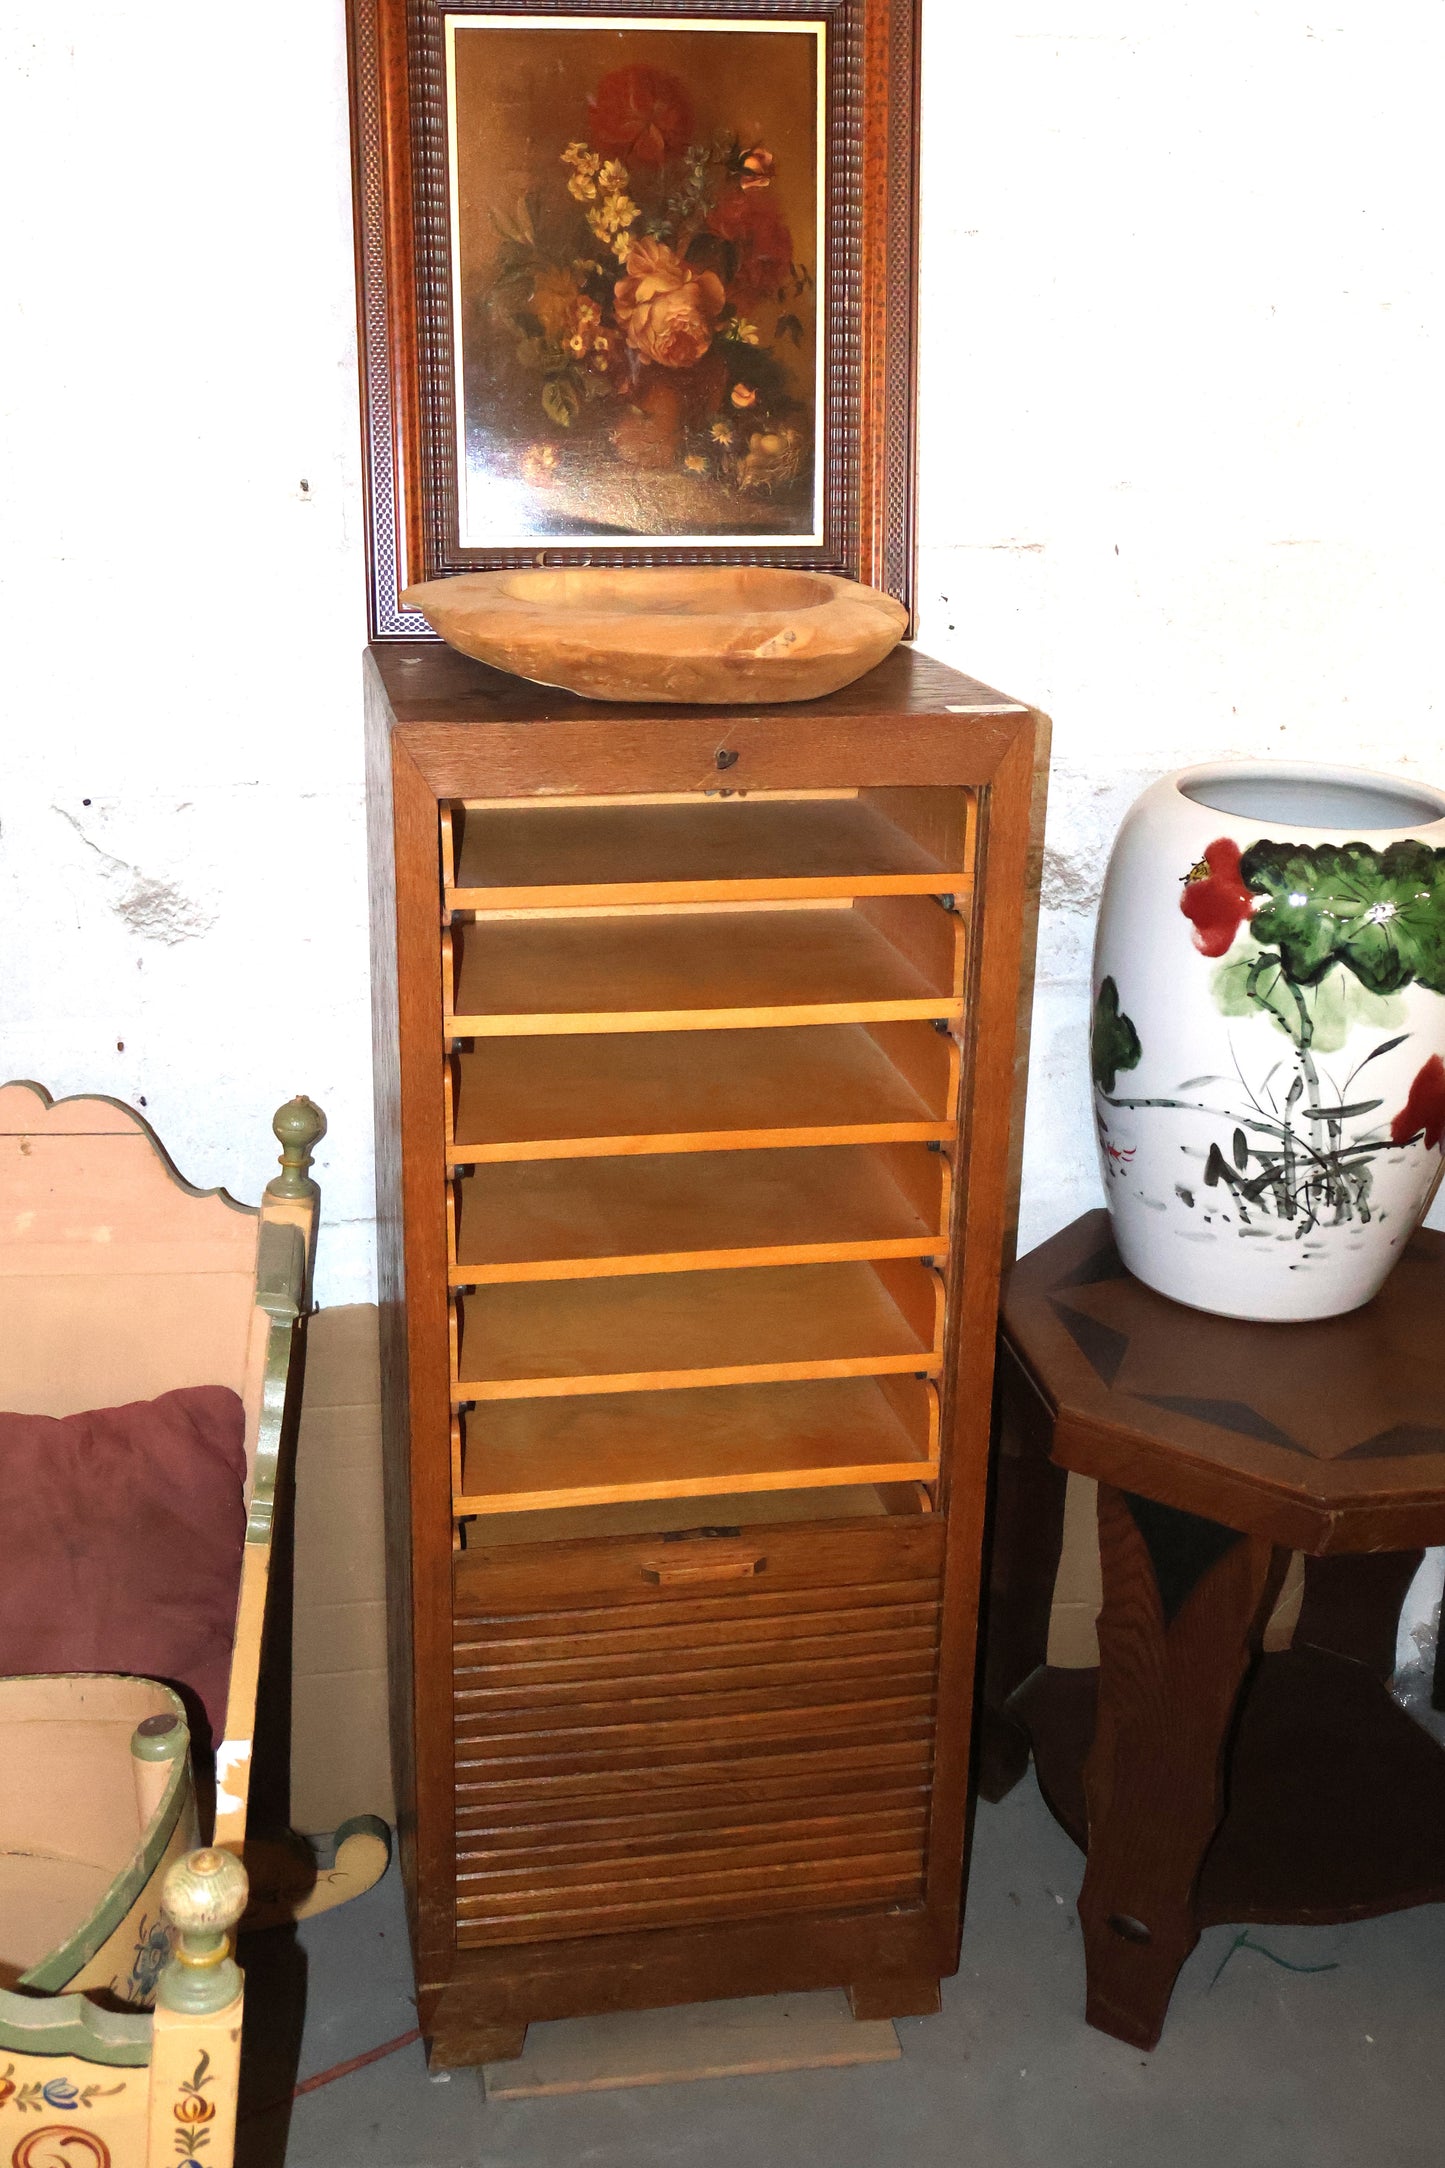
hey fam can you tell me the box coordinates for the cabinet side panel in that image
[1003,714,1053,1272]
[929,722,1040,1950]
[366,656,418,1945]
[392,736,460,2003]
[367,658,457,1995]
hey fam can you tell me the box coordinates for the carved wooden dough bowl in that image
[401,567,909,704]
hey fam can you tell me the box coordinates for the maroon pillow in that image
[0,1385,247,1754]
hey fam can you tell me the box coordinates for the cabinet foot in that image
[428,2020,528,2070]
[847,1977,942,2022]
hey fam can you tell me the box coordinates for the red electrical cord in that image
[238,2025,423,2123]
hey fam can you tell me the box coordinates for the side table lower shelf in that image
[1012,1646,1445,1927]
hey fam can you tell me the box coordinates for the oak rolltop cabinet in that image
[366,639,1044,2068]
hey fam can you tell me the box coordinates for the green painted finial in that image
[157,1847,249,2014]
[266,1095,326,1200]
[130,1712,186,1764]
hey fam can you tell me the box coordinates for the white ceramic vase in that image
[1091,761,1445,1321]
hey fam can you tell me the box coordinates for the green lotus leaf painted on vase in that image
[1240,839,1445,997]
[1091,975,1142,1092]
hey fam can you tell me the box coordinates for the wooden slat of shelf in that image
[454,1776,932,1845]
[454,1263,942,1403]
[455,1377,939,1514]
[456,1605,942,1677]
[454,1861,923,1943]
[454,1784,930,1849]
[449,1025,958,1164]
[455,1711,937,1783]
[455,1729,935,1810]
[451,1145,945,1284]
[456,1592,943,1656]
[455,1517,943,1608]
[450,797,970,910]
[454,1636,941,1710]
[451,1489,911,1548]
[456,1814,930,1892]
[448,904,963,1037]
[454,1680,936,1748]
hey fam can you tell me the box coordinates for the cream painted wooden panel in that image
[0,1093,260,1419]
[0,1277,259,1420]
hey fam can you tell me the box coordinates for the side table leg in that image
[1294,1549,1425,1681]
[1078,1484,1287,2050]
[977,1335,1071,1802]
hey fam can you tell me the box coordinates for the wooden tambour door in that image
[452,1518,943,1948]
[366,642,1045,2068]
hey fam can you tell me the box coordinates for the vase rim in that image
[1171,759,1445,834]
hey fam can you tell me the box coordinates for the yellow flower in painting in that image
[597,159,630,195]
[568,170,599,202]
[611,232,634,263]
[710,421,733,444]
[730,382,758,409]
[566,333,588,356]
[597,191,639,234]
[684,454,708,473]
[731,319,761,346]
[562,141,600,175]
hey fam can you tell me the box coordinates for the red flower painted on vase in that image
[1180,836,1257,958]
[1391,1054,1445,1150]
[587,65,692,167]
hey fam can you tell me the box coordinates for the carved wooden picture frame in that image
[347,0,921,638]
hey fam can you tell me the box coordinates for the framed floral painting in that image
[348,0,921,637]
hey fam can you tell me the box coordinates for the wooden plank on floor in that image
[481,1990,901,2098]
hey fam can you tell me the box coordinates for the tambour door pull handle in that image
[640,1553,767,1585]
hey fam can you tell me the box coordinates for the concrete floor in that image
[236,1768,1445,2168]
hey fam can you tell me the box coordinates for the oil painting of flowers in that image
[445,19,823,546]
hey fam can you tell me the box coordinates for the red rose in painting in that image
[614,240,725,370]
[707,187,795,304]
[1391,1054,1445,1149]
[588,65,693,167]
[1180,837,1257,957]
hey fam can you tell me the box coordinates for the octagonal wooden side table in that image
[987,1210,1445,2051]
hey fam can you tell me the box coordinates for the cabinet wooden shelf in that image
[454,1377,941,1514]
[448,1024,960,1165]
[368,641,1043,2067]
[446,898,965,1038]
[451,1485,933,1548]
[450,1144,949,1283]
[445,789,975,911]
[453,1260,945,1403]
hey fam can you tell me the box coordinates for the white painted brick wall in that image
[2,2,1442,1302]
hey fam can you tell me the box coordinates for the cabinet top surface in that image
[366,640,1035,732]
